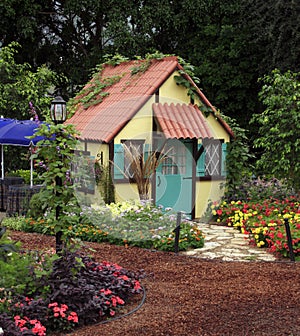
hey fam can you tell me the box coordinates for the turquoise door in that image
[155,139,194,217]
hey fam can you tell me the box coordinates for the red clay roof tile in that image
[153,103,214,139]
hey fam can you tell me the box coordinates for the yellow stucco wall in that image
[114,96,155,144]
[195,179,225,218]
[159,71,191,104]
[115,183,139,203]
[206,114,230,142]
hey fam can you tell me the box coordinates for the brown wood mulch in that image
[9,231,300,336]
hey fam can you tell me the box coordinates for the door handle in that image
[157,175,161,187]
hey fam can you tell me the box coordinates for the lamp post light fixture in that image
[50,94,67,125]
[50,93,67,253]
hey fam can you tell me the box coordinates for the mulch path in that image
[9,231,300,336]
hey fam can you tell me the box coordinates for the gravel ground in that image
[9,231,300,336]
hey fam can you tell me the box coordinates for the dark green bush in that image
[27,192,45,220]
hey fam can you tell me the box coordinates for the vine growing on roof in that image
[174,56,213,115]
[67,52,214,117]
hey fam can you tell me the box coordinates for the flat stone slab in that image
[183,222,279,262]
[230,238,249,245]
[216,236,233,241]
[201,241,221,250]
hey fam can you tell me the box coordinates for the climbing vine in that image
[174,57,213,115]
[220,113,254,198]
[67,64,124,117]
[68,52,214,117]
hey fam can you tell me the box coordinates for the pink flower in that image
[48,302,58,308]
[134,280,141,291]
[61,304,68,310]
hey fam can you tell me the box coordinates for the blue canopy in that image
[0,118,50,185]
[0,119,46,146]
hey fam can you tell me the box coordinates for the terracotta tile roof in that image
[153,103,214,139]
[67,57,178,142]
[66,56,233,142]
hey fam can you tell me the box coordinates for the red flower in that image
[277,232,284,239]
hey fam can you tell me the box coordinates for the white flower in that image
[0,327,4,335]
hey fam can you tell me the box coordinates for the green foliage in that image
[21,201,205,252]
[244,0,300,75]
[252,69,300,191]
[27,192,45,220]
[79,201,205,251]
[103,53,130,66]
[30,123,82,247]
[7,169,42,185]
[221,114,254,198]
[0,42,60,120]
[1,216,26,231]
[95,163,115,204]
[0,254,32,297]
[67,64,123,116]
[0,227,19,261]
[174,56,203,102]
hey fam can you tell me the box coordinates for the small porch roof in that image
[153,103,214,140]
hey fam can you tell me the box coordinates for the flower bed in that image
[0,246,144,335]
[211,196,300,259]
[3,201,204,252]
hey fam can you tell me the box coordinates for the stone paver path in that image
[180,223,277,262]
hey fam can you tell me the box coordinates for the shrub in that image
[1,216,26,231]
[0,227,19,261]
[1,248,144,334]
[225,176,296,202]
[7,169,42,185]
[27,192,46,220]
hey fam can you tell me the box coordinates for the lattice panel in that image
[205,143,220,176]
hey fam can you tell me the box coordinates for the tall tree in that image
[243,0,300,75]
[251,69,300,191]
[0,42,58,120]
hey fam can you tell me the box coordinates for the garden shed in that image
[66,56,233,219]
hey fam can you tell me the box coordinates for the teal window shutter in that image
[221,143,227,176]
[143,143,150,161]
[114,144,124,179]
[196,144,206,177]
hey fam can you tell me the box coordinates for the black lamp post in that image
[50,94,67,253]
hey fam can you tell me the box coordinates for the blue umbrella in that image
[0,119,49,185]
[0,118,16,180]
[0,119,46,146]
